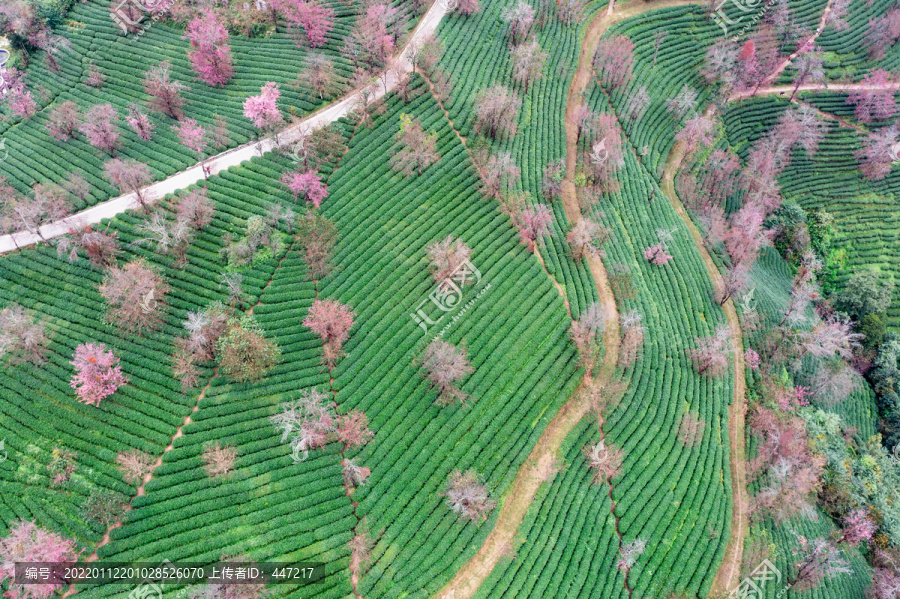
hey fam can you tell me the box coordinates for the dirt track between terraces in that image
[729,80,900,102]
[663,135,748,597]
[431,1,726,598]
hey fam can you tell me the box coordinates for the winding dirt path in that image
[662,137,748,596]
[432,2,725,597]
[729,80,900,102]
[430,258,619,599]
[759,0,832,89]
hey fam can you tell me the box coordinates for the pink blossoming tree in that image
[303,299,355,368]
[184,10,234,87]
[0,521,79,599]
[847,70,897,123]
[243,82,284,142]
[173,118,208,168]
[70,343,129,406]
[280,170,328,207]
[643,243,672,266]
[79,104,121,156]
[271,0,334,48]
[518,204,553,253]
[126,103,155,141]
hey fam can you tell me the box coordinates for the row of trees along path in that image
[0,0,452,254]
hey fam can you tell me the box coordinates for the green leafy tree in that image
[836,269,894,320]
[215,315,280,382]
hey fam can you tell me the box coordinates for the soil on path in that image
[431,2,715,597]
[729,80,900,102]
[662,136,749,596]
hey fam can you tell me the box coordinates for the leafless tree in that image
[510,39,548,92]
[617,538,647,572]
[474,85,521,139]
[500,0,535,43]
[789,534,852,590]
[678,412,706,447]
[99,259,169,334]
[688,324,732,376]
[143,61,188,119]
[419,339,474,406]
[567,218,610,262]
[104,159,153,212]
[296,52,338,100]
[0,304,50,364]
[202,443,237,478]
[479,152,520,199]
[116,449,155,485]
[425,235,472,285]
[444,470,496,521]
[583,438,623,483]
